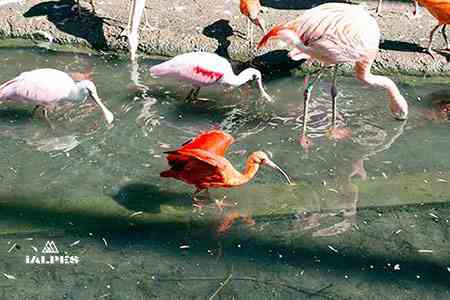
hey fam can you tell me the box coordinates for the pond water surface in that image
[0,47,449,299]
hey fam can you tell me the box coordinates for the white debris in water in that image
[102,238,108,248]
[381,172,388,179]
[129,211,144,218]
[31,246,38,253]
[159,143,171,149]
[394,229,402,234]
[447,267,450,272]
[3,273,16,280]
[179,245,190,249]
[429,213,439,219]
[70,240,80,247]
[416,275,421,279]
[328,245,338,253]
[7,243,17,253]
[107,264,115,270]
[437,178,448,183]
[418,249,434,253]
[328,188,339,193]
[394,264,400,271]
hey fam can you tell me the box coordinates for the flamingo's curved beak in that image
[89,90,114,124]
[263,159,294,185]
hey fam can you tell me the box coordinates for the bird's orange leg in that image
[192,188,208,210]
[426,24,442,58]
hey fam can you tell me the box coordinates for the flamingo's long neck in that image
[355,55,408,119]
[69,83,89,102]
[223,69,255,87]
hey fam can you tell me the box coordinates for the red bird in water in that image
[161,130,293,208]
[240,0,266,47]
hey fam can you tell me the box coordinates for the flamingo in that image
[257,3,408,147]
[161,130,293,209]
[240,0,266,47]
[149,51,273,102]
[0,68,114,125]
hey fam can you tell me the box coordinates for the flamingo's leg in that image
[32,105,41,117]
[426,24,442,58]
[441,25,449,50]
[185,87,201,102]
[300,68,324,140]
[42,107,55,130]
[330,65,339,128]
[376,0,383,16]
[192,188,208,209]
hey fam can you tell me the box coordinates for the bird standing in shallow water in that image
[240,0,266,47]
[414,0,450,55]
[160,130,293,209]
[257,3,408,148]
[150,51,273,102]
[0,68,114,126]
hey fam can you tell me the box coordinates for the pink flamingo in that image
[257,3,408,148]
[0,68,114,125]
[149,51,273,102]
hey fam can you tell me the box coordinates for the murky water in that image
[0,47,449,299]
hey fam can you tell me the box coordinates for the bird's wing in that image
[0,69,74,104]
[177,130,235,156]
[166,149,229,172]
[150,52,227,86]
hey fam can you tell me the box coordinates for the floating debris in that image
[327,188,339,193]
[102,238,108,248]
[3,273,16,280]
[106,264,115,270]
[437,178,448,183]
[394,264,400,271]
[7,243,17,253]
[429,213,439,219]
[394,229,402,234]
[418,249,434,253]
[179,245,190,249]
[31,246,38,253]
[70,240,80,247]
[328,245,339,253]
[129,211,144,218]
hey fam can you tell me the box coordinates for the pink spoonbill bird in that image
[149,51,273,102]
[257,3,408,147]
[0,68,114,125]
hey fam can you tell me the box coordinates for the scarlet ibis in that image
[160,130,293,208]
[150,51,273,102]
[257,3,408,146]
[240,0,266,47]
[0,68,114,125]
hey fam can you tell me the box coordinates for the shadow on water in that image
[112,183,191,213]
[202,19,234,59]
[0,187,449,293]
[23,0,109,50]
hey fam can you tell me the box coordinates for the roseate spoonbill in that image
[240,0,266,47]
[160,130,293,208]
[0,68,114,125]
[257,3,408,146]
[150,51,273,102]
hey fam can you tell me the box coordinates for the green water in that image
[0,47,449,299]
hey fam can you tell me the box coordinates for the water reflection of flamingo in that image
[150,52,273,102]
[160,130,292,209]
[0,68,114,126]
[257,3,409,148]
